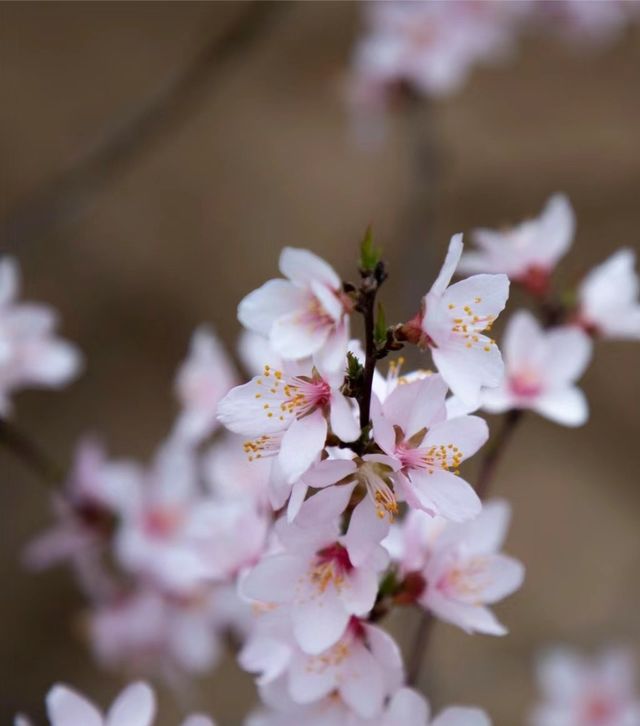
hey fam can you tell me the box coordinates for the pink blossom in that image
[576,248,640,340]
[88,586,233,680]
[0,257,82,414]
[372,374,487,521]
[17,681,215,726]
[530,645,640,726]
[459,194,575,295]
[172,326,238,445]
[482,311,592,426]
[249,682,491,726]
[243,617,404,720]
[418,234,510,407]
[351,1,523,101]
[217,360,359,485]
[242,486,388,655]
[238,247,351,372]
[392,500,524,636]
[112,443,211,594]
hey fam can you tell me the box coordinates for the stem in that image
[359,287,378,429]
[475,409,523,501]
[0,418,64,487]
[407,408,524,687]
[407,610,435,687]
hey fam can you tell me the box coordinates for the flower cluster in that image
[11,190,640,723]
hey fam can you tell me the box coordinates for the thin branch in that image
[359,286,378,429]
[0,418,64,487]
[407,610,435,687]
[2,1,285,247]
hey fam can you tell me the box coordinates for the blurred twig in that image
[0,418,64,487]
[1,1,285,247]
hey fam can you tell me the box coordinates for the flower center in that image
[309,543,353,594]
[358,461,398,521]
[510,371,542,399]
[448,299,496,352]
[397,440,463,476]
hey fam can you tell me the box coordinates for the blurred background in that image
[1,2,639,724]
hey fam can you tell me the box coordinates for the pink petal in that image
[407,469,481,522]
[238,279,307,334]
[46,685,103,726]
[278,411,327,483]
[279,247,340,290]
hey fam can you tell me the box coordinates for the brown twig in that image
[2,1,284,247]
[0,418,64,487]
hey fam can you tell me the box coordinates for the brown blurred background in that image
[1,2,639,724]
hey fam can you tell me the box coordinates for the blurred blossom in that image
[88,586,234,681]
[530,645,640,726]
[17,681,215,726]
[0,256,82,415]
[249,682,491,725]
[459,194,575,296]
[238,247,351,373]
[385,500,524,636]
[576,248,640,340]
[533,0,636,47]
[172,326,238,446]
[481,311,592,427]
[350,0,523,102]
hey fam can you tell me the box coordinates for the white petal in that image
[238,279,308,334]
[279,247,340,290]
[475,554,525,604]
[536,193,575,266]
[441,274,510,323]
[430,234,464,297]
[106,682,155,726]
[432,706,491,726]
[543,327,592,386]
[339,642,385,718]
[408,469,481,522]
[384,688,430,726]
[241,555,307,603]
[271,310,331,360]
[293,588,350,654]
[458,499,512,555]
[502,310,542,369]
[46,685,103,726]
[181,716,216,726]
[315,320,349,375]
[343,495,390,567]
[288,652,336,704]
[432,338,504,409]
[341,564,381,616]
[217,378,291,436]
[532,386,588,427]
[278,411,327,483]
[329,391,360,442]
[426,593,506,636]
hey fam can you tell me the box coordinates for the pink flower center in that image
[582,693,617,725]
[509,371,542,399]
[143,507,183,538]
[297,296,335,332]
[397,440,463,476]
[310,543,353,594]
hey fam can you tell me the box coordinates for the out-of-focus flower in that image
[217,360,358,485]
[172,326,237,445]
[112,443,211,594]
[387,500,524,636]
[534,0,634,47]
[459,194,575,295]
[482,311,592,426]
[16,681,215,726]
[576,248,640,340]
[371,374,486,521]
[249,682,491,726]
[242,486,387,655]
[413,234,509,407]
[0,256,82,415]
[530,645,640,726]
[88,586,232,680]
[350,1,523,101]
[238,247,351,372]
[242,617,404,721]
